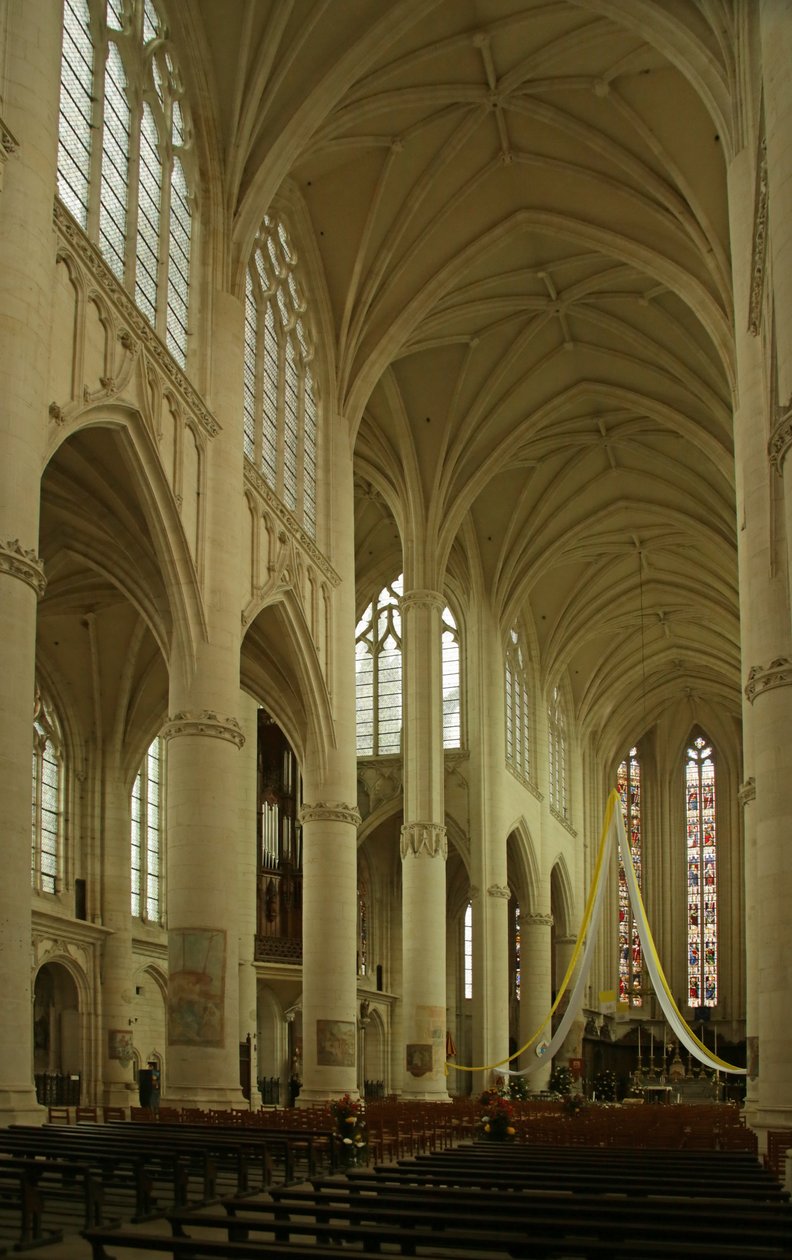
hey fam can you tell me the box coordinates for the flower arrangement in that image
[330,1093,367,1164]
[478,1090,517,1141]
[592,1068,618,1103]
[549,1064,574,1097]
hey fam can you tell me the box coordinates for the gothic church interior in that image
[2,0,790,1139]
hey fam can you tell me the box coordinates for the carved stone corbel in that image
[400,820,448,860]
[0,539,46,596]
[161,710,245,747]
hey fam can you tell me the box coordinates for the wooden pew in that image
[0,1162,61,1251]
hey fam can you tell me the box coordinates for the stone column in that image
[555,933,584,1067]
[99,770,137,1108]
[518,912,553,1090]
[0,0,61,1123]
[728,133,792,1130]
[297,426,360,1105]
[400,589,449,1099]
[237,692,260,1106]
[162,291,247,1108]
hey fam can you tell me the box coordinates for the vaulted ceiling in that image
[186,0,743,759]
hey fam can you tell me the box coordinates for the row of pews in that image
[79,1129,792,1260]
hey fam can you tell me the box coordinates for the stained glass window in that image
[32,694,63,895]
[244,218,319,536]
[358,881,368,976]
[505,626,531,781]
[617,748,643,1007]
[131,736,164,922]
[686,734,717,1007]
[464,903,473,999]
[514,903,521,1002]
[58,0,194,365]
[548,683,568,817]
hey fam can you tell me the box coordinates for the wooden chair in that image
[47,1106,70,1124]
[76,1105,98,1123]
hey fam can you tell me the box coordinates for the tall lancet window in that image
[57,0,195,366]
[355,576,403,756]
[505,625,531,781]
[686,734,718,1007]
[548,683,568,817]
[617,749,643,1007]
[131,736,164,922]
[442,605,461,748]
[244,215,319,539]
[464,903,473,999]
[32,693,64,895]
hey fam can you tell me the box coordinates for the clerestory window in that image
[131,735,164,922]
[32,693,63,895]
[57,0,194,367]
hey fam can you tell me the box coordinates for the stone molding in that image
[53,200,220,439]
[468,885,480,901]
[506,762,543,800]
[550,805,577,837]
[487,884,511,899]
[768,396,792,472]
[738,777,756,806]
[399,588,446,614]
[400,820,448,860]
[299,802,361,827]
[0,538,46,596]
[556,934,577,946]
[744,657,792,703]
[243,462,340,588]
[0,116,19,193]
[748,134,768,338]
[161,710,245,747]
[523,912,553,928]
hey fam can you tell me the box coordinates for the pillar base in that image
[296,1087,361,1107]
[399,1085,451,1102]
[0,1088,48,1126]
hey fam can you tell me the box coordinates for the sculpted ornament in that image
[161,711,245,747]
[400,589,445,615]
[0,116,18,193]
[299,802,361,827]
[0,539,46,596]
[744,658,792,703]
[738,777,756,806]
[523,912,553,928]
[487,884,510,900]
[768,396,792,473]
[400,821,448,860]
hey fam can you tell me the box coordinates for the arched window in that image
[355,575,403,756]
[131,736,164,922]
[442,605,461,749]
[57,0,194,367]
[32,693,63,894]
[685,733,718,1007]
[548,682,568,818]
[464,903,473,999]
[505,625,531,781]
[513,902,521,1002]
[617,748,643,1007]
[355,575,461,756]
[244,216,319,538]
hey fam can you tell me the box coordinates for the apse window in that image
[685,734,718,1007]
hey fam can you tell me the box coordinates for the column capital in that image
[487,884,511,900]
[399,588,445,614]
[556,934,577,946]
[0,539,46,596]
[744,657,792,702]
[769,396,792,472]
[400,820,447,860]
[161,710,245,747]
[738,777,756,805]
[523,912,553,927]
[299,801,361,827]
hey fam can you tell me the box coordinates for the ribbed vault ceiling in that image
[190,0,741,757]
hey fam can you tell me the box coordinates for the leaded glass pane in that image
[99,41,130,279]
[464,904,473,999]
[686,736,717,1007]
[135,103,161,324]
[261,302,278,488]
[166,154,191,365]
[442,612,460,749]
[106,0,124,29]
[58,0,94,227]
[617,750,643,1007]
[243,272,258,461]
[143,0,159,42]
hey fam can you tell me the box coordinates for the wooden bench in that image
[218,1184,792,1254]
[0,1161,61,1251]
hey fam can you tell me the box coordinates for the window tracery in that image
[548,682,568,817]
[617,748,643,1007]
[686,733,718,1007]
[244,215,318,538]
[131,736,164,922]
[505,625,531,781]
[32,693,63,895]
[57,0,194,366]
